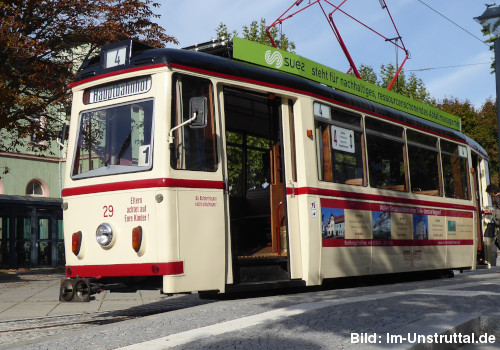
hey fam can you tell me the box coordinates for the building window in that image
[26,179,48,197]
[29,116,46,146]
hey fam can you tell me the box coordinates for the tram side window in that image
[365,118,407,192]
[314,103,366,186]
[170,74,217,172]
[407,130,441,196]
[441,140,470,200]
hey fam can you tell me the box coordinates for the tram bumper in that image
[59,278,100,302]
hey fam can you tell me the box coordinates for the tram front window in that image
[72,100,154,178]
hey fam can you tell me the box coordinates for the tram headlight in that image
[96,223,114,247]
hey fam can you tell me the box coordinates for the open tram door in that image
[472,152,490,265]
[222,87,292,285]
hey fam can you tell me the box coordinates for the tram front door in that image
[223,87,289,283]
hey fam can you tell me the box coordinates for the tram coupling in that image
[59,278,101,302]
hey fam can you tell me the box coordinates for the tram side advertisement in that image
[320,198,473,247]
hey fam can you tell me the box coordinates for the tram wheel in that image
[74,280,90,302]
[60,279,75,302]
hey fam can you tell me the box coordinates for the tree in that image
[358,63,498,182]
[478,4,499,72]
[438,97,499,182]
[216,18,295,53]
[0,0,176,152]
[215,20,295,195]
[439,97,498,182]
[357,64,435,105]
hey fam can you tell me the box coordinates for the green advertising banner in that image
[232,37,461,131]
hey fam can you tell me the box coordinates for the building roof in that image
[0,195,62,208]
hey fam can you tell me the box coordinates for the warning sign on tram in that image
[331,125,355,154]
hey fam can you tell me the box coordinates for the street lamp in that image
[475,6,500,183]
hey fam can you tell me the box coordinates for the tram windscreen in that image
[72,100,154,179]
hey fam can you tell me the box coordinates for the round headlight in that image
[96,223,113,247]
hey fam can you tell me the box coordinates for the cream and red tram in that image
[59,39,490,301]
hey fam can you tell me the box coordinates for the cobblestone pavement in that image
[1,268,500,349]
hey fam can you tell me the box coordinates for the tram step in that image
[236,263,289,283]
[225,279,306,294]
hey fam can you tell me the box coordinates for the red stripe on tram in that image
[68,63,168,89]
[322,239,474,248]
[62,178,224,197]
[287,186,476,212]
[65,261,184,278]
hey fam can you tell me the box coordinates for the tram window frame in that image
[365,117,408,192]
[170,74,218,172]
[407,130,442,196]
[314,102,366,186]
[71,99,154,179]
[441,140,470,200]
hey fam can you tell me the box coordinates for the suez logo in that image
[265,50,305,72]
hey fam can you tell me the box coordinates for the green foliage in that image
[215,23,238,41]
[216,18,295,53]
[438,97,499,183]
[356,64,435,105]
[478,5,499,72]
[0,0,176,152]
[356,63,498,183]
[357,65,378,85]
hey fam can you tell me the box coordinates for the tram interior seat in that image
[412,189,439,196]
[379,184,406,191]
[344,178,363,186]
[230,187,271,256]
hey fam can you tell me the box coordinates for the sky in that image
[159,0,496,109]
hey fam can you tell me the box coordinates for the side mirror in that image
[168,96,208,145]
[189,97,207,128]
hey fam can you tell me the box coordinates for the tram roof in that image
[74,42,488,159]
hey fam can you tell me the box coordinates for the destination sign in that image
[86,76,152,104]
[232,37,461,131]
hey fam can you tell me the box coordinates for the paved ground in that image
[1,266,500,349]
[0,268,175,320]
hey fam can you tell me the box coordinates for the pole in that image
[495,38,500,184]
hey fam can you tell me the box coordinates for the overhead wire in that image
[408,1,492,73]
[407,62,491,72]
[416,0,490,47]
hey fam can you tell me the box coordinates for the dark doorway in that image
[223,88,288,283]
[0,196,63,268]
